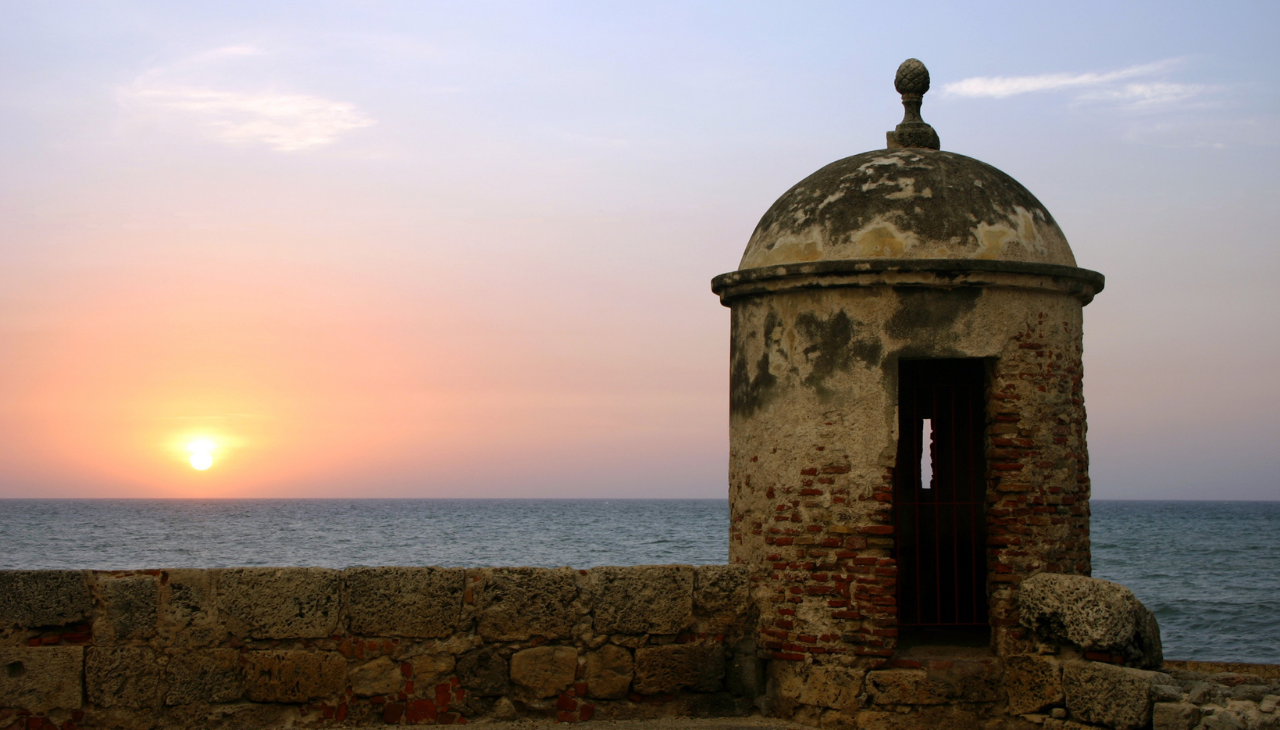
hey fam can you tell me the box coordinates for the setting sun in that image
[187,439,215,470]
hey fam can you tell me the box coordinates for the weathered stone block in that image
[1232,684,1272,702]
[158,569,221,647]
[411,652,456,686]
[864,660,1003,708]
[244,650,346,703]
[693,565,751,635]
[865,669,950,705]
[949,660,1004,703]
[590,565,694,635]
[1186,680,1217,704]
[775,662,863,710]
[1020,573,1163,668]
[1200,707,1245,730]
[509,646,577,698]
[585,644,633,699]
[85,646,163,709]
[1004,655,1064,715]
[99,574,158,641]
[217,568,340,639]
[473,567,577,641]
[1063,660,1171,730]
[0,570,91,628]
[633,643,725,694]
[457,646,509,697]
[1152,701,1201,730]
[345,566,464,638]
[350,656,403,696]
[164,648,244,705]
[807,666,863,710]
[726,653,765,698]
[0,647,82,712]
[1228,700,1269,730]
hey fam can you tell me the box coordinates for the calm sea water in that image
[0,499,1274,663]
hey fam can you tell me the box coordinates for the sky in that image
[1,1,1277,500]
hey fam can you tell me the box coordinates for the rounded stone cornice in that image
[711,259,1104,306]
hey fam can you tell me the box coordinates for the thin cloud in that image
[120,46,375,152]
[122,85,375,151]
[1077,82,1208,109]
[940,60,1207,110]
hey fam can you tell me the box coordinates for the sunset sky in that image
[1,2,1277,499]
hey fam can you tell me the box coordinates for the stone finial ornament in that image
[887,58,941,150]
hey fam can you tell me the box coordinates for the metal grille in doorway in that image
[893,358,989,629]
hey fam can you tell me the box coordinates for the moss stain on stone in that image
[795,311,883,402]
[886,287,981,341]
[730,309,779,418]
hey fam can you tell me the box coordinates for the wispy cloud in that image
[120,46,375,152]
[1077,82,1208,109]
[941,60,1209,111]
[122,85,375,152]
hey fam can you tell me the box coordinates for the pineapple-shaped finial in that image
[887,59,940,150]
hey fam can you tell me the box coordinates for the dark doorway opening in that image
[893,359,989,645]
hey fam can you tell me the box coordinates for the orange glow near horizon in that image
[0,234,727,498]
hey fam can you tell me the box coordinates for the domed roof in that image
[738,59,1075,271]
[739,148,1076,270]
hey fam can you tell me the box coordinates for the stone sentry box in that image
[711,58,1104,671]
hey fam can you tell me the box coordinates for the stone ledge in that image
[322,719,804,730]
[1164,660,1280,682]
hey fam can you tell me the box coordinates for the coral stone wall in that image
[723,278,1092,674]
[0,565,758,729]
[985,309,1093,657]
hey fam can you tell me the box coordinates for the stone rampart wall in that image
[1164,662,1280,683]
[0,565,759,729]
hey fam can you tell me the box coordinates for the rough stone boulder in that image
[1020,573,1163,668]
[1062,660,1174,730]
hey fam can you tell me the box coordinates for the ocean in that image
[0,498,1275,663]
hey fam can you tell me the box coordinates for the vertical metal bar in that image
[891,372,900,624]
[951,384,960,624]
[936,381,947,624]
[967,371,977,622]
[916,379,926,622]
